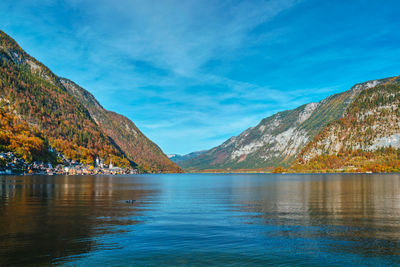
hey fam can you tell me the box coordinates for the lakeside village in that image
[0,152,138,175]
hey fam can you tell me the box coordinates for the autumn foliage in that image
[0,32,131,167]
[0,106,54,163]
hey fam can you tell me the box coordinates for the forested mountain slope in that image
[0,104,54,163]
[0,30,180,172]
[61,79,181,173]
[294,76,400,172]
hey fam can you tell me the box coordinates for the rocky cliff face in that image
[179,77,393,171]
[294,76,400,172]
[0,30,180,172]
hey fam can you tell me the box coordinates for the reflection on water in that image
[235,174,400,260]
[1,174,400,265]
[0,175,155,265]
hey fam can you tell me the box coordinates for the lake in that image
[1,173,400,265]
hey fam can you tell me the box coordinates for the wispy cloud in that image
[83,0,299,75]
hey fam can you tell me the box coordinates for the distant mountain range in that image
[168,151,207,165]
[0,30,181,173]
[178,76,400,172]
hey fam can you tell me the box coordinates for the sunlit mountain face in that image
[179,76,400,172]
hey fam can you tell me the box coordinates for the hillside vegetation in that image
[0,30,180,172]
[0,104,55,164]
[294,77,400,172]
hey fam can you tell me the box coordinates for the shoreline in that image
[2,170,400,176]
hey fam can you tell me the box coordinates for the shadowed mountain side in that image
[61,78,181,173]
[168,151,206,165]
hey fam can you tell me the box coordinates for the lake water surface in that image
[1,173,400,265]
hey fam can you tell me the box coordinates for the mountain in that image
[179,77,393,171]
[294,76,400,172]
[168,151,206,165]
[0,30,180,173]
[61,78,181,173]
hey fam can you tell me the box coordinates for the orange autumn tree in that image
[0,106,54,163]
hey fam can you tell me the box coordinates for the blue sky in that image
[1,0,400,155]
